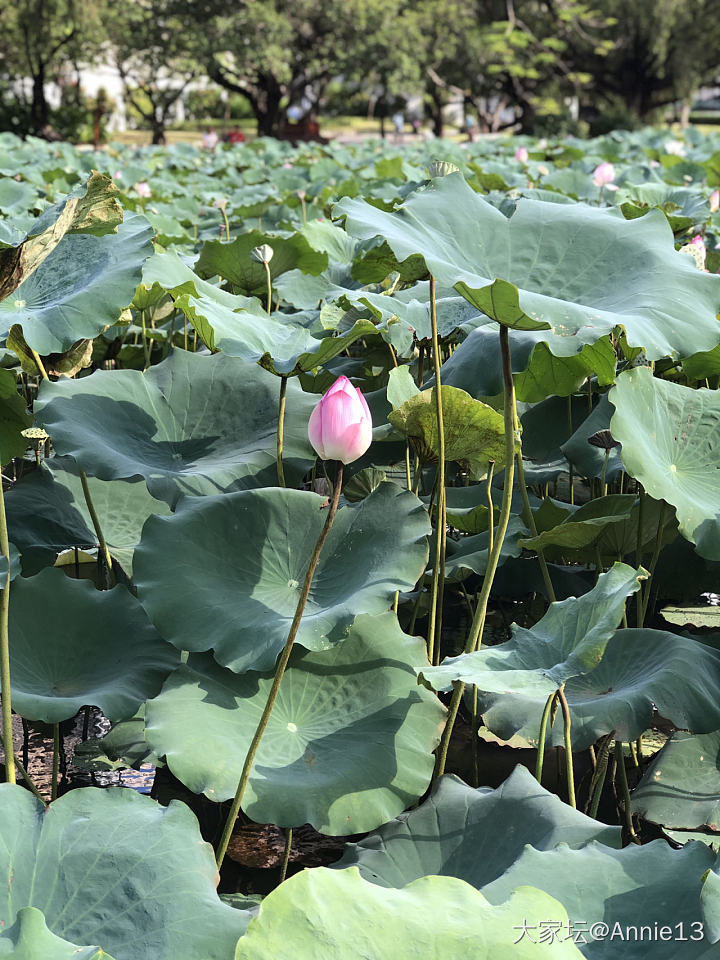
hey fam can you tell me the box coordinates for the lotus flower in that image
[592,162,615,187]
[710,190,719,213]
[135,181,152,198]
[514,146,528,163]
[308,376,372,464]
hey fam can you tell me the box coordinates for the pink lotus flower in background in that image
[135,181,152,198]
[691,233,706,254]
[514,146,528,163]
[592,162,615,187]
[113,170,122,180]
[710,190,720,213]
[308,376,372,464]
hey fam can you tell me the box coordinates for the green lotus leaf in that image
[0,172,122,302]
[0,908,112,959]
[146,613,445,832]
[336,765,620,888]
[196,230,328,298]
[9,567,178,723]
[73,708,159,773]
[0,368,31,465]
[388,385,507,476]
[481,840,716,959]
[632,731,720,831]
[6,458,171,575]
[0,215,152,355]
[386,365,420,409]
[338,173,720,359]
[560,395,624,480]
[0,785,249,960]
[617,182,710,232]
[519,495,636,556]
[682,344,720,382]
[441,515,528,582]
[609,366,720,560]
[514,338,617,403]
[35,351,316,506]
[135,483,430,672]
[347,282,484,343]
[234,867,585,959]
[443,624,720,750]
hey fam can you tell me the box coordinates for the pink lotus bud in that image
[536,164,549,176]
[592,162,615,187]
[308,376,373,464]
[690,233,706,253]
[514,146,528,163]
[113,170,122,180]
[710,190,720,213]
[135,181,152,198]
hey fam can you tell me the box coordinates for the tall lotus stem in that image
[426,276,446,666]
[276,377,288,487]
[535,690,559,784]
[79,471,114,587]
[556,685,576,808]
[515,450,556,603]
[0,475,14,784]
[251,244,274,315]
[215,465,344,868]
[433,325,517,780]
[614,741,640,843]
[279,827,293,883]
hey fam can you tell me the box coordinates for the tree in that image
[104,0,203,145]
[586,0,720,125]
[1,0,104,136]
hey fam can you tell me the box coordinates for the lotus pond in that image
[1,126,720,957]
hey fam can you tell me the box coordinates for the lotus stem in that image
[215,463,344,869]
[276,376,287,487]
[535,690,559,784]
[221,206,231,242]
[0,475,14,785]
[614,740,640,843]
[405,443,412,490]
[600,447,610,496]
[279,827,292,883]
[264,261,272,316]
[635,486,645,626]
[587,731,614,818]
[556,685,576,808]
[0,732,42,800]
[141,310,150,370]
[51,723,60,801]
[566,396,574,505]
[640,501,666,625]
[486,460,495,557]
[426,276,446,667]
[79,471,114,587]
[433,325,517,781]
[515,451,556,603]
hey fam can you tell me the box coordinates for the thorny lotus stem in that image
[51,723,60,801]
[567,396,574,505]
[587,731,614,819]
[215,464,344,869]
[486,460,495,557]
[535,690,559,784]
[79,471,114,587]
[640,501,666,625]
[515,450,556,603]
[634,486,645,626]
[615,741,640,843]
[279,827,292,883]
[556,685,576,808]
[0,473,14,784]
[600,447,611,496]
[426,276,446,666]
[276,376,288,487]
[433,325,517,781]
[263,261,272,316]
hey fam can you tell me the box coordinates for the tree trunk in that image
[151,116,166,145]
[30,64,49,133]
[429,86,444,138]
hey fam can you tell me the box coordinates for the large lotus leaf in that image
[388,385,507,476]
[632,731,720,831]
[609,367,720,561]
[336,765,620,888]
[514,339,617,403]
[0,785,249,960]
[0,215,152,355]
[9,567,179,723]
[346,282,484,343]
[146,613,446,833]
[337,173,720,359]
[0,908,112,959]
[426,563,643,696]
[519,496,636,556]
[34,350,316,506]
[0,367,31,464]
[5,458,171,575]
[481,840,715,959]
[617,182,710,232]
[0,172,122,302]
[683,344,720,382]
[466,628,720,749]
[196,230,328,298]
[234,868,585,959]
[135,483,429,672]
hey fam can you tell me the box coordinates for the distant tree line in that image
[1,0,719,142]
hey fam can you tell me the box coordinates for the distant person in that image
[465,112,477,142]
[287,104,303,123]
[227,127,245,144]
[202,126,219,150]
[392,110,404,142]
[411,115,421,136]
